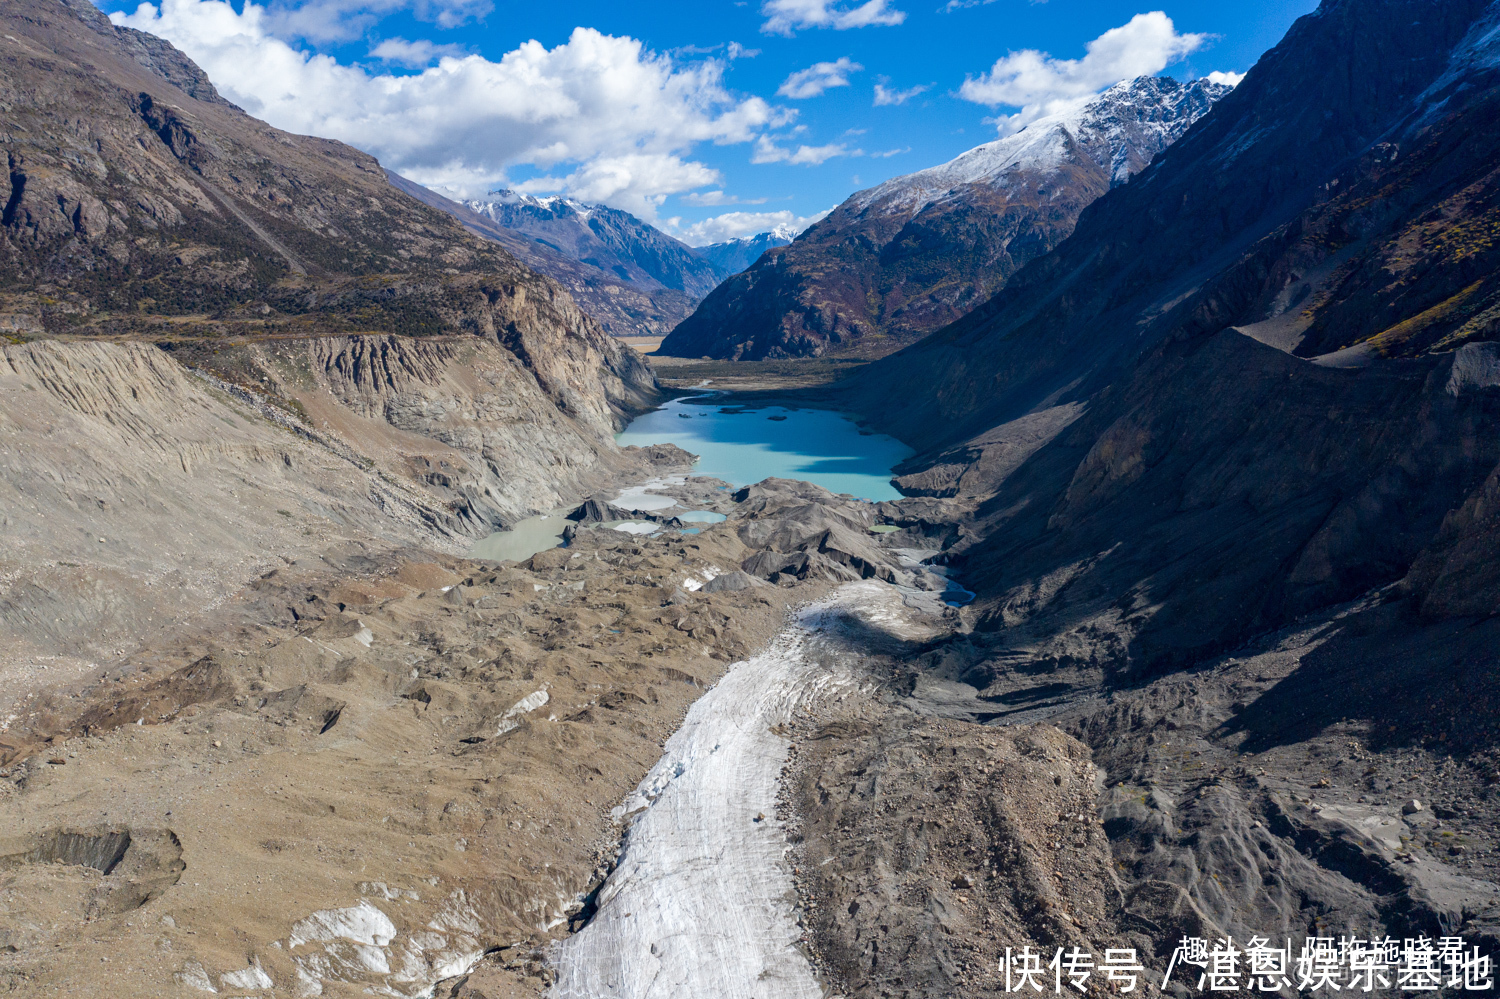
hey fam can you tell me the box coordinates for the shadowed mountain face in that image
[659,76,1228,361]
[843,0,1500,679]
[849,0,1499,450]
[0,0,655,427]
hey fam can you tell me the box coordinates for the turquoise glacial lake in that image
[615,393,912,501]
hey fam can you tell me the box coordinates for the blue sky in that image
[97,0,1317,243]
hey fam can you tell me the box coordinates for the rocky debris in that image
[567,496,641,524]
[0,513,813,997]
[787,576,1500,997]
[722,479,909,585]
[660,77,1228,360]
[0,336,663,701]
[624,443,699,468]
[700,570,766,593]
[787,703,1124,999]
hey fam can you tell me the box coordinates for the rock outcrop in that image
[660,77,1228,360]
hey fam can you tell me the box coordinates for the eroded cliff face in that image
[0,334,656,701]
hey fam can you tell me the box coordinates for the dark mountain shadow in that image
[1224,605,1500,755]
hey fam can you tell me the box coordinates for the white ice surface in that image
[288,901,396,949]
[220,957,274,989]
[551,580,944,999]
[495,689,549,736]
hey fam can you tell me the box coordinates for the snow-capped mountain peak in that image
[853,75,1230,216]
[462,191,727,299]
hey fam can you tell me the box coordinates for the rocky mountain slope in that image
[849,0,1499,447]
[0,0,652,424]
[769,1,1500,986]
[467,192,727,299]
[660,76,1228,360]
[0,0,666,745]
[834,0,1500,675]
[689,226,795,276]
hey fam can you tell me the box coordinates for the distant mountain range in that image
[466,192,727,301]
[660,75,1229,360]
[393,187,792,337]
[691,226,796,275]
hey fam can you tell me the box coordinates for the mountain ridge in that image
[690,226,796,276]
[467,191,728,297]
[843,0,1500,451]
[659,75,1229,360]
[384,172,705,339]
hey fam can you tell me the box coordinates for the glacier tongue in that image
[550,581,947,999]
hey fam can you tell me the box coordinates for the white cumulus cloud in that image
[959,11,1208,132]
[1204,69,1245,86]
[258,0,492,44]
[368,36,467,67]
[666,208,832,245]
[751,137,858,165]
[110,0,776,218]
[760,0,905,36]
[872,80,928,105]
[777,57,863,98]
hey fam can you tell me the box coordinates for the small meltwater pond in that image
[471,391,913,562]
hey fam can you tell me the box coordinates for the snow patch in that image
[288,901,396,949]
[220,957,274,990]
[495,689,549,736]
[852,76,1228,216]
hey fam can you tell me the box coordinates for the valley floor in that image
[4,339,1499,999]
